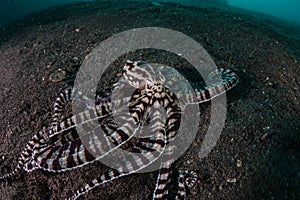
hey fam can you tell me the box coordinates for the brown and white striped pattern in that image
[0,60,238,200]
[176,170,198,200]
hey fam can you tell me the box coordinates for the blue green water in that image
[0,0,300,27]
[228,0,300,24]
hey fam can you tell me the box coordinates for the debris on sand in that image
[49,69,66,83]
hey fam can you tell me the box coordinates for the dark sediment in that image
[0,1,299,200]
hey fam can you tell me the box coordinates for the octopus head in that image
[122,60,156,89]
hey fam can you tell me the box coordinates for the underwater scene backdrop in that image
[1,0,300,26]
[0,0,299,200]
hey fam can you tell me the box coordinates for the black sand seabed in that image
[0,1,299,199]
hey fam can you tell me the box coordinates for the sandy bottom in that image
[0,1,299,200]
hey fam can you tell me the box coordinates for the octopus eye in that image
[125,60,135,70]
[128,63,134,70]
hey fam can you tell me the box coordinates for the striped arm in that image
[0,128,48,179]
[68,147,165,200]
[52,87,93,127]
[152,91,182,199]
[190,68,239,104]
[152,137,178,199]
[52,87,73,127]
[184,171,198,188]
[50,89,132,141]
[152,114,180,199]
[175,170,198,200]
[155,65,238,106]
[48,102,112,138]
[176,170,187,200]
[52,87,113,127]
[30,112,141,172]
[68,106,168,200]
